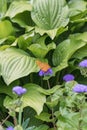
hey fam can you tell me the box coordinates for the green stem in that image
[18,106,22,126]
[78,96,85,130]
[47,80,56,130]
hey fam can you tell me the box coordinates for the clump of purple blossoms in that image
[12,86,27,96]
[39,68,53,76]
[79,59,87,68]
[6,126,14,130]
[73,84,87,93]
[63,74,75,82]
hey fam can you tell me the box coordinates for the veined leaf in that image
[52,38,86,72]
[31,0,69,39]
[5,1,32,18]
[0,48,39,85]
[31,0,69,30]
[23,84,46,115]
[35,26,68,39]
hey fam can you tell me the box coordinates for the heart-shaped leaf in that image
[31,0,69,30]
[31,0,69,39]
[0,48,39,85]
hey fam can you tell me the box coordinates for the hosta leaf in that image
[12,11,33,27]
[52,38,86,72]
[36,112,53,122]
[0,48,39,85]
[23,84,46,115]
[69,32,87,42]
[31,0,69,30]
[0,20,15,39]
[31,0,69,39]
[72,45,87,59]
[5,1,32,18]
[35,26,68,39]
[28,36,56,58]
[68,0,87,17]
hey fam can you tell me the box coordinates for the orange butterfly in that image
[36,60,50,72]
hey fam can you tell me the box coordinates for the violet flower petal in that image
[6,126,14,130]
[73,84,87,93]
[79,59,87,68]
[44,68,53,75]
[39,70,45,76]
[63,74,75,82]
[12,86,27,96]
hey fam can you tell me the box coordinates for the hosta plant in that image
[0,0,87,130]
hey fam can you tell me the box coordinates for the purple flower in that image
[6,126,14,130]
[79,59,87,68]
[12,86,27,96]
[39,68,53,76]
[73,84,87,93]
[63,74,75,82]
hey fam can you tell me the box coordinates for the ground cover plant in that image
[0,0,87,130]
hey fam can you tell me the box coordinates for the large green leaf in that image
[31,0,69,30]
[31,0,69,39]
[52,38,86,72]
[0,48,39,85]
[5,1,32,18]
[0,20,15,39]
[23,84,46,115]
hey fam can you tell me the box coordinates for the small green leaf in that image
[36,112,53,122]
[28,36,56,58]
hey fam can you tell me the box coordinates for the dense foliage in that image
[0,0,87,130]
